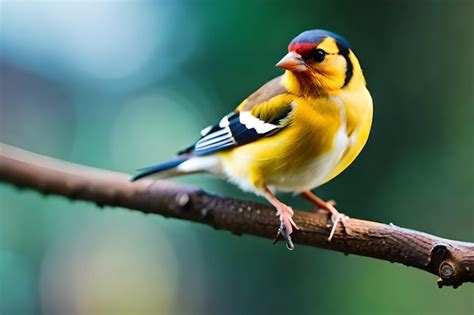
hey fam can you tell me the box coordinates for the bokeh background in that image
[1,1,473,314]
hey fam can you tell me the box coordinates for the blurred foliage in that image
[1,1,473,314]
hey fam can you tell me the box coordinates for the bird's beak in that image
[276,51,307,71]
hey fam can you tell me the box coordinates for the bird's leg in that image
[263,186,298,250]
[301,191,349,241]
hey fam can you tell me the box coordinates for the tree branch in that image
[1,143,473,288]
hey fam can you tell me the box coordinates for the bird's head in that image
[277,29,364,95]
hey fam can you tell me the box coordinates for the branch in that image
[1,143,473,288]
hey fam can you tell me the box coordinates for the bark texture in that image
[1,143,473,288]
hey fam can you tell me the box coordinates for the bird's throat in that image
[283,70,326,97]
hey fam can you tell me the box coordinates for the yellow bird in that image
[131,29,373,249]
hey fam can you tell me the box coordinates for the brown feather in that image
[237,76,288,112]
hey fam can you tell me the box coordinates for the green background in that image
[1,1,473,314]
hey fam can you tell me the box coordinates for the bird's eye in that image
[311,48,326,62]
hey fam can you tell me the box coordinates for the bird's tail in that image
[130,157,189,182]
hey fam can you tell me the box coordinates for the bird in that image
[131,29,373,249]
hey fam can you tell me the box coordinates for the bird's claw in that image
[328,211,349,241]
[274,222,294,250]
[273,207,298,250]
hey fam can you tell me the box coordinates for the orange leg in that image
[301,191,348,241]
[262,186,298,250]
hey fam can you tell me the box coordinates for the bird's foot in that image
[323,202,349,241]
[274,205,298,250]
[300,191,350,240]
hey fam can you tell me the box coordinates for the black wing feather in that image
[178,105,292,156]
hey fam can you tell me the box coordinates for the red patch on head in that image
[288,42,317,53]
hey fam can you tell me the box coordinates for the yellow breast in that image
[218,87,372,193]
[323,84,373,183]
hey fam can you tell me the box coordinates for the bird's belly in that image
[267,127,349,192]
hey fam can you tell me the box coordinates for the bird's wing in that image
[179,76,294,156]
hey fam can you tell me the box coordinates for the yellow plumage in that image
[132,30,373,249]
[220,37,372,194]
